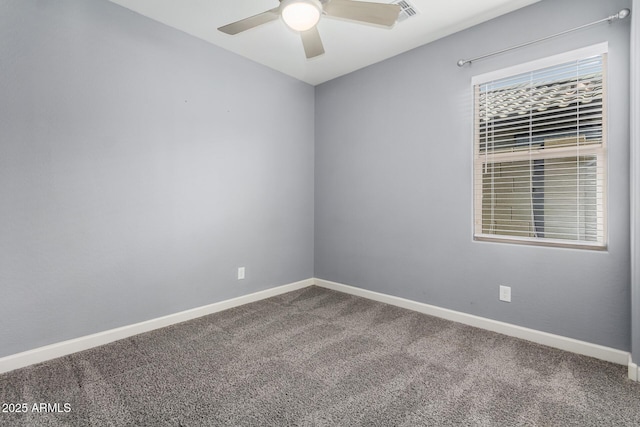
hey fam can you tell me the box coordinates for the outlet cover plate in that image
[499,285,511,302]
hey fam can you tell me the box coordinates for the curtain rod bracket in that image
[457,8,631,67]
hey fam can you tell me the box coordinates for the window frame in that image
[471,43,608,250]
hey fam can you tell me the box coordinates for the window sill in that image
[473,234,607,251]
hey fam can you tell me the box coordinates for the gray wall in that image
[1,0,632,359]
[0,0,314,357]
[315,0,632,350]
[631,0,640,364]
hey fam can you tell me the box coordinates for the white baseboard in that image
[629,360,639,381]
[3,277,636,381]
[0,278,313,374]
[314,278,631,368]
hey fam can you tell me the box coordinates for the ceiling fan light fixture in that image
[280,0,322,32]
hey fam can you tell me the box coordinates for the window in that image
[473,45,607,249]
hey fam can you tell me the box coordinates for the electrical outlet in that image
[499,285,511,302]
[237,267,245,280]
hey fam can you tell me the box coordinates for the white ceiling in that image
[108,0,540,85]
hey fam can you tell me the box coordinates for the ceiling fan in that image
[218,0,402,59]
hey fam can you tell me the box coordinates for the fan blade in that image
[218,8,280,35]
[323,0,401,27]
[300,26,325,59]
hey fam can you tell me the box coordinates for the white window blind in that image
[473,52,607,249]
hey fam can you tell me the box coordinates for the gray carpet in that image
[1,285,640,426]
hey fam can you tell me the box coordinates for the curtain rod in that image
[457,8,631,67]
